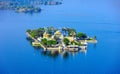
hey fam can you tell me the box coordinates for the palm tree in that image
[68,28,76,37]
[37,28,45,37]
[70,31,76,37]
[62,27,68,36]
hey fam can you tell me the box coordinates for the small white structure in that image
[37,37,42,41]
[66,45,79,52]
[80,40,88,46]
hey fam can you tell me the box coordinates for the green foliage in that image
[47,40,52,47]
[26,29,31,33]
[37,28,44,32]
[52,40,57,45]
[68,28,76,36]
[44,27,56,37]
[71,41,81,45]
[31,33,35,38]
[47,40,57,46]
[27,27,45,38]
[30,30,37,38]
[46,27,55,36]
[41,38,47,45]
[75,42,81,46]
[41,38,57,47]
[63,38,70,45]
[77,32,87,39]
[37,28,45,37]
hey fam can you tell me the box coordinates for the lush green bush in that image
[27,27,45,38]
[52,40,57,45]
[63,38,70,45]
[41,38,47,45]
[77,32,87,39]
[26,29,31,33]
[41,38,57,47]
[46,40,56,46]
[47,40,51,47]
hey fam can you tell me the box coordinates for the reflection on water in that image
[26,37,90,59]
[41,51,59,59]
[26,37,34,42]
[62,51,69,59]
[33,47,87,59]
[93,43,97,49]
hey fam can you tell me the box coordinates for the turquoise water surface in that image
[0,0,120,74]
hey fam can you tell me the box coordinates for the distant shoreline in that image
[0,0,62,13]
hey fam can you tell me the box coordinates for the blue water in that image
[0,0,120,74]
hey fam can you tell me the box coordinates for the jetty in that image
[26,32,47,51]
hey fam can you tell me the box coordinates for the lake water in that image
[0,0,120,74]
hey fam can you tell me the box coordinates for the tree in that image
[77,32,87,39]
[68,28,76,37]
[30,32,36,38]
[37,28,45,37]
[30,30,38,38]
[41,38,47,45]
[63,38,70,45]
[47,30,52,36]
[52,40,57,45]
[48,40,57,46]
[26,29,31,33]
[69,31,76,37]
[47,40,52,47]
[29,27,45,38]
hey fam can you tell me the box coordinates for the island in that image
[0,0,62,13]
[15,6,41,13]
[26,27,97,53]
